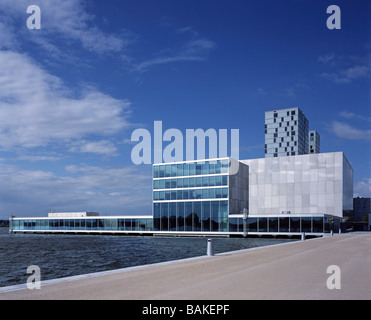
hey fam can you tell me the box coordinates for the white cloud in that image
[329,121,371,141]
[0,50,131,150]
[339,111,371,122]
[0,0,129,54]
[134,38,215,73]
[318,52,371,84]
[354,178,371,197]
[68,140,118,155]
[321,65,370,84]
[16,154,64,161]
[0,162,152,217]
[318,53,335,64]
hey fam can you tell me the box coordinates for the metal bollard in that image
[207,238,215,256]
[330,230,333,236]
[301,232,305,241]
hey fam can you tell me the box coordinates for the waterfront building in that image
[10,151,353,237]
[152,158,248,235]
[9,212,153,235]
[9,109,353,237]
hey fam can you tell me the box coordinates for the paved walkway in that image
[1,233,370,300]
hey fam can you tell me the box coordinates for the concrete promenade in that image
[0,233,370,300]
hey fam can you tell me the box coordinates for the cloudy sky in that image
[0,0,370,218]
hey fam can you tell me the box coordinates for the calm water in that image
[0,228,295,288]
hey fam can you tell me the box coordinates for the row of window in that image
[266,131,297,139]
[153,159,229,178]
[10,216,337,234]
[266,152,298,157]
[11,218,153,231]
[153,200,229,232]
[265,136,298,145]
[229,216,325,233]
[266,146,298,153]
[265,109,298,119]
[230,216,341,233]
[265,141,298,149]
[266,125,299,134]
[153,187,229,201]
[265,121,298,129]
[153,175,228,189]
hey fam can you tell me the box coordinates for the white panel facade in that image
[241,152,353,218]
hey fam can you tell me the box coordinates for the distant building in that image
[353,197,371,222]
[265,107,320,158]
[48,212,99,218]
[309,130,320,154]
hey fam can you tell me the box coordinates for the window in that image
[165,165,171,177]
[171,164,177,177]
[177,164,183,176]
[202,189,209,199]
[159,166,165,178]
[196,163,202,175]
[258,218,267,232]
[171,179,176,188]
[153,180,159,189]
[153,166,159,178]
[196,177,202,187]
[159,179,165,189]
[202,176,209,187]
[183,163,189,176]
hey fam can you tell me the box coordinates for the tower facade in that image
[265,107,309,158]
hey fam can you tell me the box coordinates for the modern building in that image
[10,151,353,237]
[265,107,309,158]
[9,108,353,238]
[152,158,248,235]
[309,130,320,154]
[9,212,153,235]
[265,107,320,158]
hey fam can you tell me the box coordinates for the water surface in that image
[0,228,295,287]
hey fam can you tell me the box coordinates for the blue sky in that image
[0,0,370,218]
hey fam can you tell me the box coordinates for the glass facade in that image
[153,159,230,233]
[153,200,228,232]
[153,159,229,178]
[10,215,338,235]
[11,218,153,232]
[228,215,327,234]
